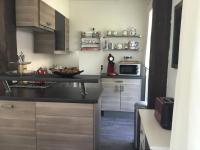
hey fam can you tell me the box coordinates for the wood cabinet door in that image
[36,102,94,150]
[120,79,142,112]
[40,0,55,30]
[34,32,55,54]
[0,101,36,150]
[101,82,121,111]
[16,0,39,27]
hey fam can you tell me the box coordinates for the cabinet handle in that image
[1,104,14,109]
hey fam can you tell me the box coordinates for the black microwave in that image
[117,63,141,76]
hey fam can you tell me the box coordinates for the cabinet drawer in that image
[0,101,36,150]
[36,102,93,117]
[0,101,35,120]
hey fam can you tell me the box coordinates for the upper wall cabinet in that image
[34,11,69,54]
[54,11,69,54]
[16,0,55,31]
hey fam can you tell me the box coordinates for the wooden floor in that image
[99,112,135,150]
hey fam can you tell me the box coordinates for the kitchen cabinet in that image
[101,78,142,112]
[16,0,55,31]
[34,11,69,54]
[54,11,69,54]
[34,32,55,53]
[0,101,36,150]
[0,100,99,150]
[36,102,95,150]
[101,81,121,111]
[120,80,141,112]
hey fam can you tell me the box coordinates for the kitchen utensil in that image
[112,31,118,36]
[129,41,139,49]
[36,67,48,85]
[108,42,114,50]
[107,54,117,76]
[129,28,137,36]
[122,30,128,36]
[123,43,129,49]
[117,43,123,49]
[107,31,112,36]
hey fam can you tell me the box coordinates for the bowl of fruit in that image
[50,67,84,78]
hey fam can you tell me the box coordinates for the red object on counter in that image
[36,67,48,85]
[107,54,117,76]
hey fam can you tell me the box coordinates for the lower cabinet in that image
[0,101,36,150]
[101,78,142,112]
[36,102,94,150]
[0,101,98,150]
[101,81,120,111]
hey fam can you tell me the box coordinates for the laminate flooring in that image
[99,111,135,150]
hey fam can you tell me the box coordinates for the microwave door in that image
[120,65,138,75]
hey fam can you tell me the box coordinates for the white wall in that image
[170,0,200,149]
[16,29,54,70]
[166,0,181,97]
[42,0,69,18]
[16,0,70,70]
[53,0,149,74]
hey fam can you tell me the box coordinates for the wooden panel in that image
[16,0,39,27]
[40,1,55,30]
[101,96,120,111]
[36,102,94,150]
[0,101,36,150]
[34,32,55,54]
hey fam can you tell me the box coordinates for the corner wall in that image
[166,0,182,97]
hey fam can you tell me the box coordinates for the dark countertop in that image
[101,73,145,79]
[0,83,102,104]
[0,74,100,83]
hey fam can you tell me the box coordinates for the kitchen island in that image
[0,74,101,150]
